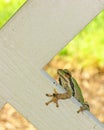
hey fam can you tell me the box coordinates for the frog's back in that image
[71,77,84,104]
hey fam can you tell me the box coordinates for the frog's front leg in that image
[77,102,90,113]
[45,89,71,107]
[45,93,59,107]
[45,88,59,107]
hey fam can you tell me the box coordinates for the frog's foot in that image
[45,93,59,107]
[77,103,90,113]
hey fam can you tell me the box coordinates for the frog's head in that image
[57,69,71,78]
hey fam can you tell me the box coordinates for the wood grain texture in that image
[0,96,6,108]
[99,0,104,5]
[0,0,104,130]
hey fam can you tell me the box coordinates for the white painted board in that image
[0,0,104,130]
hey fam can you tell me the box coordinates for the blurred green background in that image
[0,0,26,28]
[59,10,104,70]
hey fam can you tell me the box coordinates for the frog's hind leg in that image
[77,102,90,113]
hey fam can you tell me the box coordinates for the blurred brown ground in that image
[0,104,37,130]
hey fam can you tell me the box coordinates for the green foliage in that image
[0,0,27,28]
[59,10,104,69]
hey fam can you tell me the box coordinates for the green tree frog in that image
[45,69,90,113]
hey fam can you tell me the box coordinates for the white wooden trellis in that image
[0,0,104,130]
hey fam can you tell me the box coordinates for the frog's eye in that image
[64,69,69,73]
[64,69,71,76]
[84,102,90,107]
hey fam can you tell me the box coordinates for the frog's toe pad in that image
[45,102,47,105]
